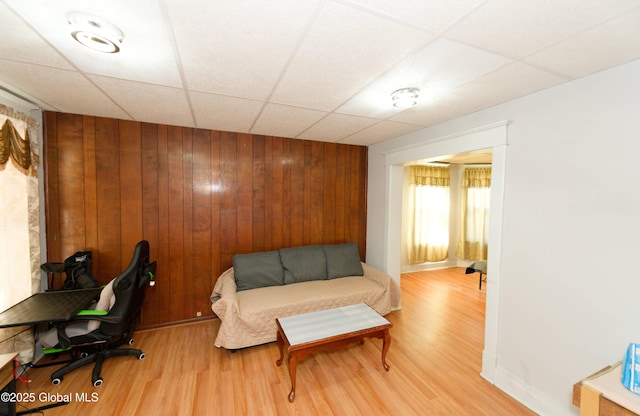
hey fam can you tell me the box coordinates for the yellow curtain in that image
[406,165,450,264]
[456,167,491,260]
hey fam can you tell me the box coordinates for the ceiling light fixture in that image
[391,87,420,108]
[68,13,123,53]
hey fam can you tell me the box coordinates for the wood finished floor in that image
[16,267,536,415]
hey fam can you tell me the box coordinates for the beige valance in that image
[409,165,450,187]
[0,118,37,176]
[461,167,491,188]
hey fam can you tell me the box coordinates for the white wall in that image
[366,58,640,415]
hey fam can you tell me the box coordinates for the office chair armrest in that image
[76,309,108,317]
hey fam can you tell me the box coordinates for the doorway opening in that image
[400,150,493,274]
[382,121,507,382]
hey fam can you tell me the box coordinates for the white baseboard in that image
[491,366,578,416]
[400,260,456,273]
[399,259,483,273]
[481,349,497,382]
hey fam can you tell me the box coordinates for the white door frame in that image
[382,121,508,381]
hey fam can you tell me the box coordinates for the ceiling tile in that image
[0,2,73,70]
[524,7,640,78]
[0,60,130,119]
[444,0,640,58]
[270,0,435,111]
[89,76,195,128]
[298,113,380,142]
[250,103,327,138]
[446,62,571,110]
[166,0,322,100]
[343,0,486,32]
[189,91,264,133]
[388,93,465,128]
[340,120,425,146]
[5,0,183,87]
[337,38,512,118]
[391,62,568,126]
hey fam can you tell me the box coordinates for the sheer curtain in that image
[456,167,491,260]
[0,104,40,363]
[406,165,450,264]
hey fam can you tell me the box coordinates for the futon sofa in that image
[210,243,400,350]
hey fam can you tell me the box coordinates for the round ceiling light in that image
[68,13,123,53]
[391,87,420,108]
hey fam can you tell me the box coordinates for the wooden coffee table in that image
[275,303,392,402]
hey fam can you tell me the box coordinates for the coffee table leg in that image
[287,354,298,402]
[381,329,391,371]
[276,329,284,366]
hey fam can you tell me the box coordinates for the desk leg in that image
[381,329,391,371]
[287,353,298,402]
[579,384,601,416]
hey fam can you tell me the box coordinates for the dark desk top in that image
[0,288,102,328]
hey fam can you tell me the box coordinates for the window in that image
[456,167,491,260]
[406,165,450,264]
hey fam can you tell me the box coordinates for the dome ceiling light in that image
[391,87,420,108]
[68,13,123,53]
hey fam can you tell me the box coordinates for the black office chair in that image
[40,240,156,387]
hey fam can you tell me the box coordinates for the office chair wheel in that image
[138,352,145,360]
[93,378,103,387]
[128,338,134,345]
[80,352,89,358]
[52,377,62,385]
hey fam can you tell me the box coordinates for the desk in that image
[573,362,640,415]
[0,353,16,390]
[0,290,100,415]
[0,289,101,329]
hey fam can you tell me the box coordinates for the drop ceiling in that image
[1,0,639,146]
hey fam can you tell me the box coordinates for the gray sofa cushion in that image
[324,243,364,279]
[280,245,327,284]
[233,251,284,291]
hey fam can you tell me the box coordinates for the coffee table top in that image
[276,303,391,346]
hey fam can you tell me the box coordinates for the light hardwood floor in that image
[16,268,536,415]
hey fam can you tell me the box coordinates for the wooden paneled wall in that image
[43,111,368,328]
